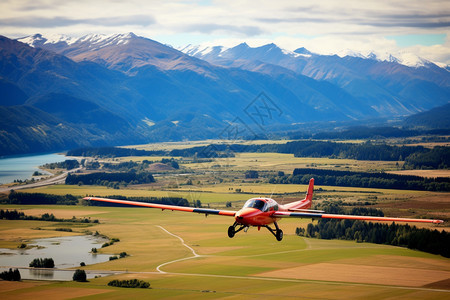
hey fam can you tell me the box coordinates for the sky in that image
[1,0,449,65]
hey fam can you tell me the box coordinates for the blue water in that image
[0,153,67,184]
[0,235,112,281]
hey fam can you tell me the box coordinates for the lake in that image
[0,235,113,281]
[0,153,67,185]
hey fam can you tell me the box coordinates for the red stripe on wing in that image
[321,214,444,224]
[83,197,236,216]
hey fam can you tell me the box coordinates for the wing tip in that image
[433,219,444,224]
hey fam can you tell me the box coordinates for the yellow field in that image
[1,146,449,299]
[0,204,449,299]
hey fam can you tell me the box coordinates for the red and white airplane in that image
[83,178,443,241]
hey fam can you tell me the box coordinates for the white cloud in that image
[1,0,449,64]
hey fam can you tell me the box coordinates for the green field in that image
[1,204,449,299]
[1,148,449,299]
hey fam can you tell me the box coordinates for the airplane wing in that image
[272,211,444,224]
[83,197,237,216]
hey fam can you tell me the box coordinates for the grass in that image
[1,204,449,299]
[1,147,449,298]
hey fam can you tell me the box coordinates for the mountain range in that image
[0,32,449,156]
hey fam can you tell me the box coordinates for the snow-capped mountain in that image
[179,42,439,69]
[335,49,434,68]
[3,33,449,155]
[19,32,212,74]
[19,32,136,49]
[18,33,77,48]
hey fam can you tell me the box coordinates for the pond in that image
[0,235,114,281]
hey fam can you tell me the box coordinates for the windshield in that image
[243,199,266,211]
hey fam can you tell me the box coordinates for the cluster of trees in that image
[0,268,21,281]
[66,172,155,186]
[43,159,79,170]
[245,170,259,179]
[312,126,418,139]
[0,209,25,219]
[295,203,449,257]
[0,209,99,224]
[268,168,450,191]
[84,195,189,207]
[160,158,179,169]
[169,145,237,158]
[108,279,150,288]
[288,126,450,140]
[67,147,165,157]
[102,238,120,248]
[404,146,449,169]
[109,252,128,261]
[29,258,55,268]
[73,269,87,282]
[276,141,422,161]
[101,158,180,172]
[6,192,78,205]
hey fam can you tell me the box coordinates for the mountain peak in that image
[18,33,76,48]
[294,47,312,55]
[235,42,250,49]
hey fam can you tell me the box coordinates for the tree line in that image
[5,191,78,205]
[84,195,190,207]
[43,159,80,170]
[268,168,450,192]
[82,158,179,173]
[67,147,165,157]
[0,209,99,223]
[295,203,449,258]
[108,279,150,288]
[66,172,155,186]
[306,126,450,140]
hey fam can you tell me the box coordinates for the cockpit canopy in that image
[242,198,279,212]
[243,199,267,211]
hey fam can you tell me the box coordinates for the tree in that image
[0,268,21,281]
[245,170,259,179]
[73,269,87,282]
[29,258,54,268]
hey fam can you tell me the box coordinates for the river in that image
[0,153,67,185]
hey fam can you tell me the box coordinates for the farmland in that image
[0,144,449,299]
[0,203,449,299]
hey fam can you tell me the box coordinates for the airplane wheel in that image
[228,226,235,238]
[276,229,283,241]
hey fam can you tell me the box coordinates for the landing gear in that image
[264,221,283,241]
[275,228,283,241]
[227,222,247,238]
[228,225,235,238]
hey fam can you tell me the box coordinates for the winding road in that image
[0,167,81,193]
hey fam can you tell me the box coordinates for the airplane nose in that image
[236,208,259,221]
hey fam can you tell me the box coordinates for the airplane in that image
[83,178,444,241]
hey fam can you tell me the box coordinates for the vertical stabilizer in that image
[283,178,314,210]
[306,178,314,201]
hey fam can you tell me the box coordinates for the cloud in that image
[180,23,264,36]
[0,15,156,28]
[0,0,449,64]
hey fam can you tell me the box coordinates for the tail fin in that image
[284,178,314,210]
[306,178,314,202]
